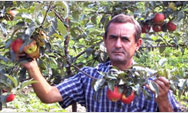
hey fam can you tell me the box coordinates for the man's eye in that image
[122,37,129,41]
[110,36,117,39]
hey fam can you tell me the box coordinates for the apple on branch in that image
[152,24,162,32]
[153,13,165,25]
[6,93,15,102]
[28,47,40,58]
[10,38,23,54]
[8,10,18,17]
[107,86,122,102]
[167,21,177,31]
[121,91,135,104]
[23,40,40,58]
[5,9,18,21]
[142,24,151,33]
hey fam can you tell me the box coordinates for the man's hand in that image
[146,77,173,112]
[154,77,170,103]
[16,53,62,103]
[16,53,38,69]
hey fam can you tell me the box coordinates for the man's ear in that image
[136,38,142,51]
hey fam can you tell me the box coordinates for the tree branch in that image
[40,1,53,27]
[53,10,68,28]
[140,44,187,49]
[70,64,99,80]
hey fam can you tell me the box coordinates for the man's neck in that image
[111,59,133,71]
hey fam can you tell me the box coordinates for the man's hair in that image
[104,14,142,42]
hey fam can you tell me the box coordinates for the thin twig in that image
[53,10,68,28]
[40,1,53,27]
[140,44,187,49]
[71,64,100,80]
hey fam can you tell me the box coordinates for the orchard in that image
[0,1,188,112]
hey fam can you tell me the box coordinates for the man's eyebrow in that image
[109,34,118,38]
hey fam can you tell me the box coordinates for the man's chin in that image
[111,58,127,65]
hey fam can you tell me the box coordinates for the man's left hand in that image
[146,76,173,111]
[154,76,170,103]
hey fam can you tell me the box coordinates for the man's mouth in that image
[112,52,124,54]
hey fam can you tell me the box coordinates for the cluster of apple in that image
[11,38,40,59]
[142,2,178,33]
[107,86,135,104]
[10,29,48,60]
[142,13,177,33]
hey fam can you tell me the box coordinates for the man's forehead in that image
[108,22,135,30]
[108,23,135,34]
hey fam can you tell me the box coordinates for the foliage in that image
[0,1,187,111]
[2,87,66,112]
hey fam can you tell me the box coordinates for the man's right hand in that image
[16,53,38,69]
[21,58,38,70]
[16,53,63,103]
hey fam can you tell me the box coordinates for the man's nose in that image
[114,38,122,48]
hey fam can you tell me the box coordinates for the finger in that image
[155,79,166,90]
[18,53,27,57]
[157,77,170,87]
[155,80,170,94]
[145,84,150,89]
[145,83,159,93]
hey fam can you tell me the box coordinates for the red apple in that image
[107,86,122,102]
[23,40,38,54]
[121,91,135,104]
[142,24,151,33]
[2,89,8,93]
[28,47,40,58]
[11,38,23,53]
[167,21,176,31]
[152,25,162,32]
[5,10,18,21]
[23,40,40,58]
[8,10,18,17]
[6,93,15,102]
[153,13,165,25]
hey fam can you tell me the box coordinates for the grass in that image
[2,87,67,112]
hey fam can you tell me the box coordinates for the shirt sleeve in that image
[56,71,87,108]
[168,90,182,112]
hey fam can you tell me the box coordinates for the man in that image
[21,14,181,112]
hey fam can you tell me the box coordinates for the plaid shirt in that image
[56,61,181,112]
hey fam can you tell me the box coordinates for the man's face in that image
[104,22,142,66]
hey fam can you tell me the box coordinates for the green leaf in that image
[93,78,105,92]
[107,80,116,91]
[5,74,18,88]
[91,15,97,24]
[85,47,93,56]
[143,89,152,100]
[148,80,159,98]
[72,10,80,21]
[158,58,167,67]
[183,8,188,12]
[159,47,166,53]
[57,19,67,37]
[0,55,8,63]
[20,80,38,89]
[0,23,7,37]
